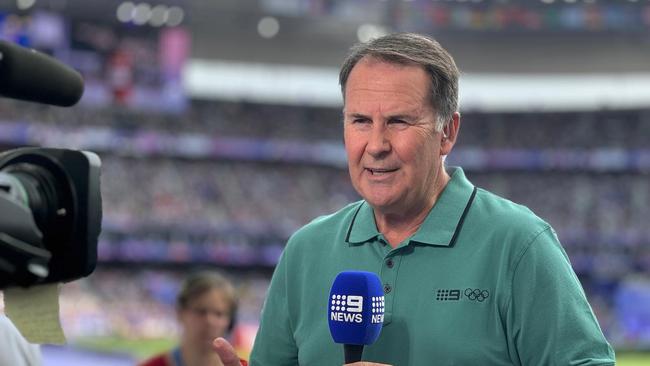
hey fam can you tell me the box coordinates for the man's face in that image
[343,58,450,215]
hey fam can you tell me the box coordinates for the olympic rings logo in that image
[464,288,490,302]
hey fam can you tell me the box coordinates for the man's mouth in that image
[366,168,398,175]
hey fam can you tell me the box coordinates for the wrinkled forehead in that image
[343,59,434,116]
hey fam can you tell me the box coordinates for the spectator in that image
[138,270,248,366]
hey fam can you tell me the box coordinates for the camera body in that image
[0,147,102,289]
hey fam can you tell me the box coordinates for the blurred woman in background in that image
[139,270,247,366]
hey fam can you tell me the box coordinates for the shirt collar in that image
[345,167,476,247]
[346,200,380,244]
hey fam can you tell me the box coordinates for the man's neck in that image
[375,211,429,248]
[375,169,451,248]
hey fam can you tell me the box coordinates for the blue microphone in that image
[328,271,384,363]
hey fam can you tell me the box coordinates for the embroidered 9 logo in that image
[435,288,490,302]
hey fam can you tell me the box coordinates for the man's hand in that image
[212,337,243,366]
[345,363,392,366]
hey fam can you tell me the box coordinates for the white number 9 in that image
[347,295,363,313]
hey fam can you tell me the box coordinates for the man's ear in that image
[441,112,460,155]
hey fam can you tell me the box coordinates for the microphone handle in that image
[344,344,364,363]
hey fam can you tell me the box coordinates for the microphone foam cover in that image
[328,270,384,345]
[0,41,84,107]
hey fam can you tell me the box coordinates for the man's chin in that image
[364,197,401,213]
[359,186,398,204]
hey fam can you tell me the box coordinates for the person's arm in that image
[506,227,615,365]
[248,248,299,365]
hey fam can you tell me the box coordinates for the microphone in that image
[0,40,84,107]
[328,271,384,364]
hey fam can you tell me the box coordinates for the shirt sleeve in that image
[249,247,299,366]
[506,226,616,365]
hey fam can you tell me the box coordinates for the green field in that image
[616,352,650,366]
[75,336,177,361]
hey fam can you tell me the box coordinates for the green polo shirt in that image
[250,167,615,366]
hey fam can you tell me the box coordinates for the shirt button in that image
[383,284,392,294]
[386,258,394,268]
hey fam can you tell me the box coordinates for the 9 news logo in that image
[370,296,385,323]
[436,288,490,302]
[330,294,385,324]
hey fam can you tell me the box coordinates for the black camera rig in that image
[0,148,102,289]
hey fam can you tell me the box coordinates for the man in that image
[215,33,615,365]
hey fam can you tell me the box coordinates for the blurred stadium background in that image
[0,0,649,365]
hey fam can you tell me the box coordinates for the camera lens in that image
[3,164,61,233]
[0,160,74,252]
[0,147,101,288]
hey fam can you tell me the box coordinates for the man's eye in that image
[353,118,370,124]
[389,119,411,129]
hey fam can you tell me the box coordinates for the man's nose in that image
[366,124,391,157]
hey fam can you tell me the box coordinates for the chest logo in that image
[436,288,490,302]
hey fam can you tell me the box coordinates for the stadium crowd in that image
[1,98,648,349]
[3,98,649,148]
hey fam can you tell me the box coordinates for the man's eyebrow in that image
[387,114,417,120]
[345,113,370,119]
[344,112,418,120]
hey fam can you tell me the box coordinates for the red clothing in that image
[138,352,248,366]
[138,354,169,366]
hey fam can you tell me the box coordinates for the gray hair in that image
[339,33,460,131]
